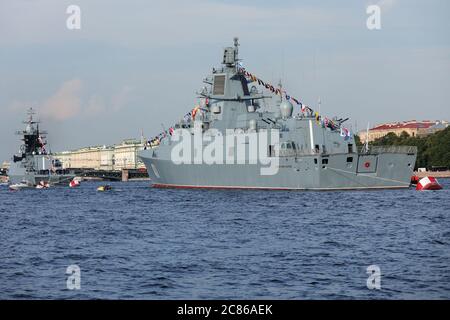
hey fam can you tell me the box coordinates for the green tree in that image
[366,127,450,170]
[354,134,362,147]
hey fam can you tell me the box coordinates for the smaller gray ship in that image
[8,108,74,186]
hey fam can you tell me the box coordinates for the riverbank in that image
[415,171,450,178]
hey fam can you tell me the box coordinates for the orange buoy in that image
[416,176,443,191]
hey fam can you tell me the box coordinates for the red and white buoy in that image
[69,179,80,188]
[416,176,443,191]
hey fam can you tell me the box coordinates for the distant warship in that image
[8,108,74,186]
[139,38,417,190]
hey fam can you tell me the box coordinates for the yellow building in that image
[1,161,10,170]
[113,139,146,170]
[55,139,146,171]
[358,120,448,143]
[0,161,9,183]
[56,146,114,170]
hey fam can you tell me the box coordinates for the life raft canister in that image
[416,176,443,191]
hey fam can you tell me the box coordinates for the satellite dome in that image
[279,101,293,119]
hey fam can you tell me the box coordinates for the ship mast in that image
[233,37,240,72]
[26,107,35,124]
[15,107,48,158]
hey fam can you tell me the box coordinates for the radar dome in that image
[279,101,293,119]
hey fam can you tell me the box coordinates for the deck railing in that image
[360,145,417,154]
[271,146,418,157]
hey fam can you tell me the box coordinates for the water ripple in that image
[0,179,449,299]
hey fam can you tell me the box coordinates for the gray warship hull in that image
[140,147,416,190]
[8,155,74,186]
[139,39,417,191]
[8,171,74,186]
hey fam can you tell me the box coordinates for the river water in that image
[0,179,449,299]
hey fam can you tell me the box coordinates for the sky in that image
[1,0,449,162]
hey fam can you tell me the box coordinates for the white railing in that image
[360,145,417,154]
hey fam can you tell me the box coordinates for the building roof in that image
[370,120,440,131]
[428,122,449,130]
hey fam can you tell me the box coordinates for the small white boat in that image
[9,182,32,191]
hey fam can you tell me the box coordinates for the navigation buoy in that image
[69,180,80,188]
[416,176,443,191]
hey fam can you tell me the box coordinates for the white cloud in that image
[86,94,106,115]
[111,86,133,112]
[8,78,132,121]
[41,79,82,121]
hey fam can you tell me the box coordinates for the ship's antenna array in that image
[278,79,283,103]
[26,107,35,124]
[234,37,239,58]
[364,122,370,152]
[233,36,240,71]
[318,97,321,116]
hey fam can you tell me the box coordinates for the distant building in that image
[1,161,10,171]
[0,162,9,182]
[358,120,449,143]
[54,138,146,171]
[113,139,146,170]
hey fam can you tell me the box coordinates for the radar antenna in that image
[278,79,283,104]
[234,37,239,56]
[25,107,36,124]
[364,122,370,153]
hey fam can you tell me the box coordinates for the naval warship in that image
[139,39,417,190]
[8,108,74,186]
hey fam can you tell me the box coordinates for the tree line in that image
[355,127,450,170]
